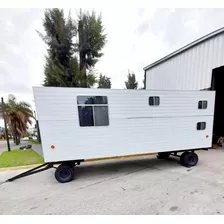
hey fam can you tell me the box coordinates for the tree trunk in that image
[15,134,20,145]
[11,126,16,144]
[17,135,20,145]
[78,20,87,87]
[79,52,87,87]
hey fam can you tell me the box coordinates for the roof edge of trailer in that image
[143,26,224,71]
[32,86,215,92]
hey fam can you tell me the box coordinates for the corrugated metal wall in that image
[146,33,224,90]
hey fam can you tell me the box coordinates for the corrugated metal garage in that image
[144,27,224,90]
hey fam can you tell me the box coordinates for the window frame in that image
[198,100,208,109]
[149,96,160,106]
[77,95,109,127]
[197,122,206,130]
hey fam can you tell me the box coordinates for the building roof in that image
[143,27,224,71]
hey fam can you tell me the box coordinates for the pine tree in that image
[125,71,138,89]
[98,74,111,89]
[38,9,106,87]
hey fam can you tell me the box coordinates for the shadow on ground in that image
[74,155,181,180]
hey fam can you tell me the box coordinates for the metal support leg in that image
[6,163,53,182]
[171,153,181,158]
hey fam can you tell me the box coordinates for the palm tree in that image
[0,97,33,145]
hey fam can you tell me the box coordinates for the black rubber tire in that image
[55,165,75,183]
[157,152,171,159]
[180,152,198,167]
[180,152,189,166]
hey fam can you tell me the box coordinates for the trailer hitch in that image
[0,163,54,185]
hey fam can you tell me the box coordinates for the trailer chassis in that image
[2,148,207,184]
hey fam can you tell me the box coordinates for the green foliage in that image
[43,56,80,87]
[38,8,106,88]
[77,10,107,70]
[0,149,44,168]
[37,9,76,66]
[125,71,138,89]
[98,74,111,89]
[0,97,33,145]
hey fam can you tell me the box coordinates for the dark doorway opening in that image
[211,66,224,142]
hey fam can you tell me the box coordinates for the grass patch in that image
[28,139,40,145]
[0,149,44,168]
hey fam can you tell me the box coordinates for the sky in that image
[1,8,224,127]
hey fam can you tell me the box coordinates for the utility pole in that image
[1,97,10,152]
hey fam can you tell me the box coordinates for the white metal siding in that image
[146,33,224,90]
[33,87,215,163]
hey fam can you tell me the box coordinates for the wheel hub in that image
[188,155,195,163]
[60,169,70,179]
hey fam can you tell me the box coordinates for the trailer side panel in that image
[33,87,215,162]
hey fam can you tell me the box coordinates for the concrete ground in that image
[0,149,224,215]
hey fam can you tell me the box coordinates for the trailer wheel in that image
[55,165,74,183]
[180,152,188,166]
[157,152,170,159]
[180,152,198,167]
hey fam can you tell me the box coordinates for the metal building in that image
[144,27,224,90]
[143,27,224,141]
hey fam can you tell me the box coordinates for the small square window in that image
[149,96,160,106]
[198,101,207,109]
[197,122,206,130]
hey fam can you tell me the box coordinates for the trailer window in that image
[78,106,94,127]
[94,106,109,126]
[197,122,206,130]
[77,96,108,105]
[198,101,207,109]
[149,96,160,106]
[77,96,109,127]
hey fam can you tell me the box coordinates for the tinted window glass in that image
[77,96,109,127]
[149,96,160,106]
[77,96,107,104]
[198,101,207,109]
[77,96,94,105]
[149,97,154,105]
[78,106,94,127]
[155,96,160,106]
[94,106,109,126]
[94,96,108,104]
[197,122,206,130]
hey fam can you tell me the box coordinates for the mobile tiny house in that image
[143,28,224,141]
[28,87,215,183]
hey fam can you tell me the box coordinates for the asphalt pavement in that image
[0,140,15,154]
[0,149,224,215]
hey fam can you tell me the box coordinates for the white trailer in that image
[6,87,216,183]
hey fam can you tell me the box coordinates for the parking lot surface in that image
[1,149,224,215]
